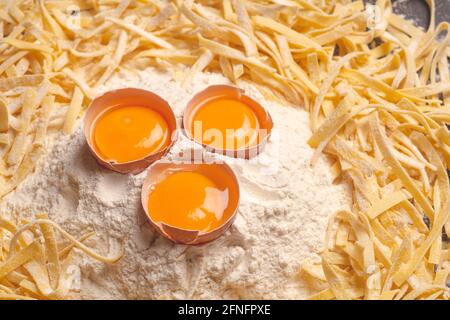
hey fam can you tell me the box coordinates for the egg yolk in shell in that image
[148,171,230,232]
[191,98,260,150]
[93,105,170,163]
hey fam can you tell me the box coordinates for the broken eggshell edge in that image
[182,85,274,159]
[140,161,240,245]
[84,88,178,174]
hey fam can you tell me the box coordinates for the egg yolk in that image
[191,98,260,150]
[148,171,229,232]
[93,105,169,163]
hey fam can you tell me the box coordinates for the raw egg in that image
[183,85,273,158]
[84,88,177,174]
[142,162,240,244]
[191,98,260,150]
[93,105,169,163]
[148,171,228,232]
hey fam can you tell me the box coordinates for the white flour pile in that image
[0,68,350,299]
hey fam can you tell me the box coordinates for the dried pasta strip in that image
[218,56,235,83]
[3,270,28,288]
[388,14,423,39]
[231,0,258,57]
[36,213,60,290]
[310,52,362,130]
[9,219,123,264]
[366,269,382,299]
[106,17,174,50]
[222,0,236,22]
[39,0,68,40]
[233,63,244,80]
[232,0,251,33]
[366,190,412,219]
[369,113,434,220]
[63,86,84,135]
[254,31,288,76]
[145,4,177,31]
[6,133,32,168]
[400,201,429,233]
[410,131,450,260]
[1,39,52,54]
[179,4,229,39]
[0,147,44,197]
[0,98,8,132]
[321,255,350,300]
[34,95,55,146]
[69,47,109,58]
[14,57,30,77]
[0,50,28,76]
[313,23,354,45]
[382,237,412,293]
[399,82,450,97]
[17,279,45,299]
[354,212,377,274]
[62,68,94,99]
[392,131,436,171]
[182,49,214,87]
[0,283,14,294]
[275,35,319,94]
[198,35,275,73]
[58,231,95,259]
[0,75,44,91]
[252,16,322,50]
[0,293,35,300]
[308,288,334,300]
[0,25,25,53]
[403,286,443,300]
[301,261,326,281]
[18,89,39,132]
[136,49,194,60]
[306,53,320,84]
[308,95,353,165]
[7,89,38,166]
[52,252,77,298]
[334,137,383,177]
[53,52,69,72]
[377,290,399,300]
[23,260,53,296]
[340,68,429,104]
[0,229,3,260]
[433,269,449,286]
[94,30,128,88]
[0,242,39,280]
[249,68,304,105]
[227,28,259,59]
[393,198,449,286]
[320,211,354,299]
[410,132,449,210]
[0,219,27,248]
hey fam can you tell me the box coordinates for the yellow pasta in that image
[0,0,447,300]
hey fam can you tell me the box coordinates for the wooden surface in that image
[392,0,450,26]
[366,0,450,26]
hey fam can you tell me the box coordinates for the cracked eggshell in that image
[141,161,240,245]
[84,88,178,174]
[182,85,273,159]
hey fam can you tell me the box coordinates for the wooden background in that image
[367,0,450,26]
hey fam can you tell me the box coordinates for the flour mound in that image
[0,69,350,299]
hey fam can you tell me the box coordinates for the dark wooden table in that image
[367,0,450,26]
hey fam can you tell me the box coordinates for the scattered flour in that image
[0,68,350,299]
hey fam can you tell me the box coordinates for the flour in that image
[0,68,350,299]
